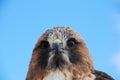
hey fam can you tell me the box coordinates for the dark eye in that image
[40,40,50,49]
[67,38,78,49]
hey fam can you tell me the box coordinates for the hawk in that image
[26,27,114,80]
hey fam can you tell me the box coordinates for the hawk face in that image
[38,34,80,70]
[33,27,93,71]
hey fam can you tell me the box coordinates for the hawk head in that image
[26,27,94,80]
[33,27,93,70]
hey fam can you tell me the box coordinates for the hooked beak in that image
[53,39,62,54]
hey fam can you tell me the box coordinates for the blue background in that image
[0,0,120,80]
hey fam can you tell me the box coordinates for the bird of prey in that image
[26,27,114,80]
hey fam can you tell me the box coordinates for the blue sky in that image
[0,0,120,80]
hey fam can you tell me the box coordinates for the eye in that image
[67,38,78,49]
[40,40,50,49]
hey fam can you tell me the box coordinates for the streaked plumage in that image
[26,27,114,80]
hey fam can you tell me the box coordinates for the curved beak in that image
[53,39,62,54]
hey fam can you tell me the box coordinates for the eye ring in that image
[39,40,50,49]
[67,38,78,49]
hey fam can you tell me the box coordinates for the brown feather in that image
[94,70,114,80]
[26,27,114,80]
